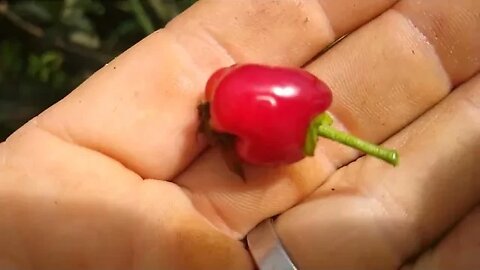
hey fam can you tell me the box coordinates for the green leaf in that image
[61,11,95,32]
[64,0,105,15]
[147,0,178,22]
[27,54,42,78]
[41,51,63,70]
[61,0,104,32]
[129,0,155,34]
[27,51,64,84]
[11,1,53,23]
[39,66,51,82]
[69,31,101,49]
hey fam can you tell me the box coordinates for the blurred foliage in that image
[0,0,195,140]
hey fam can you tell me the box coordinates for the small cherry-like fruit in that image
[206,64,332,165]
[200,64,398,170]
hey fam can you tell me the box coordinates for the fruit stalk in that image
[316,125,399,166]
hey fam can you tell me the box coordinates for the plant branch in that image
[0,1,111,64]
[0,1,44,38]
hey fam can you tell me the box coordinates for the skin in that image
[0,0,479,269]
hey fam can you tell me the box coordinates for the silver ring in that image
[247,218,298,270]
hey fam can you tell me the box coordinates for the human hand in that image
[271,0,480,269]
[0,0,478,270]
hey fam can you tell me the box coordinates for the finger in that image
[395,0,480,86]
[306,0,480,167]
[31,0,396,181]
[176,0,480,236]
[0,123,253,270]
[167,0,398,66]
[401,205,480,270]
[275,74,480,270]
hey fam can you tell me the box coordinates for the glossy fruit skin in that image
[207,64,332,165]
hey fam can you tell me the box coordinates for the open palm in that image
[1,0,479,269]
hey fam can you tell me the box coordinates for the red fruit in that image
[206,64,332,165]
[201,64,399,171]
[205,65,236,101]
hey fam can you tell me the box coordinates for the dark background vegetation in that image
[0,0,195,140]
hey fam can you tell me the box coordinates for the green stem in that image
[129,0,155,35]
[317,125,399,166]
